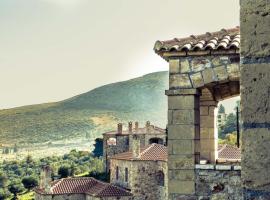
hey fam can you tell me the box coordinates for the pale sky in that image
[0,0,240,109]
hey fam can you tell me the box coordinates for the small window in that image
[156,171,165,186]
[125,168,128,182]
[107,138,116,146]
[116,166,119,180]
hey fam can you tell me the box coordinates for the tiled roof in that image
[35,177,132,197]
[154,27,240,57]
[111,144,241,162]
[218,144,241,161]
[103,125,165,136]
[110,143,167,161]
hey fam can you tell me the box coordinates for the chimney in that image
[128,122,132,133]
[132,134,140,159]
[117,123,123,134]
[40,166,52,193]
[135,122,139,132]
[146,121,151,133]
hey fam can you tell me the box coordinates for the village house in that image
[103,121,166,172]
[34,166,132,200]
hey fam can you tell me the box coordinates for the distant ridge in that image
[0,71,168,144]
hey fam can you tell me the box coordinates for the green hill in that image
[0,71,168,144]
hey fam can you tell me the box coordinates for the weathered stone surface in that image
[190,72,204,88]
[170,59,180,74]
[170,74,192,89]
[191,58,211,72]
[227,63,240,81]
[168,125,198,140]
[168,96,197,110]
[168,155,195,170]
[172,139,194,155]
[169,169,195,181]
[200,106,209,116]
[180,58,191,73]
[172,110,199,125]
[213,66,228,81]
[169,180,195,194]
[202,68,216,85]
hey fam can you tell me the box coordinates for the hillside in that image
[0,71,168,144]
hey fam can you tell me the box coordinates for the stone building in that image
[110,135,168,200]
[103,121,166,172]
[154,27,245,199]
[217,112,227,129]
[35,166,132,200]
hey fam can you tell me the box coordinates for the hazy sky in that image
[0,0,240,109]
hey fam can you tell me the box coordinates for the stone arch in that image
[149,137,164,145]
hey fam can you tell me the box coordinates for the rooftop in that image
[154,27,240,59]
[110,143,167,161]
[35,177,132,197]
[110,144,241,163]
[103,125,165,136]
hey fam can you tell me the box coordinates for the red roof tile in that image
[154,27,240,57]
[218,144,241,161]
[110,143,167,161]
[35,177,132,197]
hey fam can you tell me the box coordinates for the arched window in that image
[125,168,128,182]
[116,166,119,180]
[156,171,165,186]
[149,138,163,145]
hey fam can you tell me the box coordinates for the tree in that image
[21,176,38,191]
[220,113,237,138]
[0,172,8,188]
[8,183,24,199]
[218,104,225,114]
[92,138,103,157]
[0,189,10,200]
[58,165,71,178]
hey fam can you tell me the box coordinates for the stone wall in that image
[240,0,270,199]
[195,164,242,200]
[110,159,168,200]
[35,193,85,200]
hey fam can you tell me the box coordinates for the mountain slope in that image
[0,71,168,144]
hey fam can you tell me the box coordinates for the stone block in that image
[227,63,240,81]
[191,58,211,72]
[168,155,195,170]
[241,2,270,57]
[200,115,214,128]
[190,72,204,88]
[172,110,199,125]
[215,165,232,171]
[169,169,195,181]
[202,68,216,85]
[170,74,192,89]
[200,106,209,116]
[240,64,270,123]
[169,59,180,74]
[200,139,216,151]
[172,139,194,155]
[168,124,198,140]
[213,66,228,82]
[233,165,241,171]
[195,164,215,170]
[168,95,197,110]
[169,180,195,194]
[168,110,173,125]
[180,58,191,73]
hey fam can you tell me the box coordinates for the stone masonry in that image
[241,0,270,199]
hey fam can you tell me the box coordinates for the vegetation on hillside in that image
[0,150,103,200]
[0,71,168,144]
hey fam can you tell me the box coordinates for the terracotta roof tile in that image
[35,177,132,197]
[154,27,240,57]
[218,144,241,161]
[110,143,167,161]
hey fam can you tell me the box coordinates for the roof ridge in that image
[51,179,63,193]
[140,143,156,156]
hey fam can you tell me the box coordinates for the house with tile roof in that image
[103,121,166,172]
[35,166,132,200]
[110,135,168,200]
